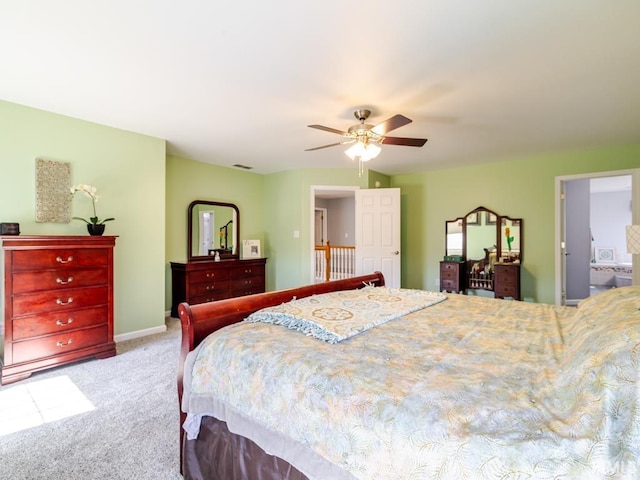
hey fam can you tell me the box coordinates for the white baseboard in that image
[114,324,167,343]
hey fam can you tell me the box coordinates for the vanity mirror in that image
[187,200,240,261]
[442,206,523,300]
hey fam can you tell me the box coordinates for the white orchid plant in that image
[70,184,115,225]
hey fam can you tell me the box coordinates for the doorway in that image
[310,186,358,284]
[555,169,639,305]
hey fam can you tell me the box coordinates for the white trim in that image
[555,168,640,305]
[114,324,167,343]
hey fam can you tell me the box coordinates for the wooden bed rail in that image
[176,271,385,472]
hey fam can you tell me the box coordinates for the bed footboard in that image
[176,271,385,472]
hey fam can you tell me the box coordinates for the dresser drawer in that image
[191,292,233,305]
[190,281,229,297]
[12,324,109,364]
[494,273,517,286]
[12,286,109,316]
[440,262,460,273]
[232,264,266,278]
[11,248,108,271]
[494,264,519,276]
[190,269,231,284]
[440,269,458,281]
[231,277,264,297]
[12,306,107,340]
[494,284,519,298]
[12,267,107,294]
[441,279,458,291]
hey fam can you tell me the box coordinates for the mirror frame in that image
[445,205,523,263]
[187,200,240,262]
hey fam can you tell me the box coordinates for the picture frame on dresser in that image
[242,239,261,258]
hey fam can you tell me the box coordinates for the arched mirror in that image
[187,200,240,261]
[464,206,499,264]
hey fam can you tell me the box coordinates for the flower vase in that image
[87,224,106,236]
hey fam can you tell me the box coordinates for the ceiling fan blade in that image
[380,136,428,147]
[307,124,348,135]
[370,114,412,135]
[304,142,345,151]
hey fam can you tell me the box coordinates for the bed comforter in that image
[183,286,640,479]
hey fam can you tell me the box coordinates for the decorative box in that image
[444,255,463,262]
[0,223,20,235]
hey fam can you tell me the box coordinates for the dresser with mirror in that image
[170,200,266,317]
[441,206,522,300]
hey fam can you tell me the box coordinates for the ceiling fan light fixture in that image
[345,140,381,161]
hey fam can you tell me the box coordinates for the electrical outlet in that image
[435,278,440,288]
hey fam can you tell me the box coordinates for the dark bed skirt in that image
[183,415,309,480]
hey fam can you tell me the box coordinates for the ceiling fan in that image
[305,109,428,161]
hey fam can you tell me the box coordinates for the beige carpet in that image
[0,317,183,480]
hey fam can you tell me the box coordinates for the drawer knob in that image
[56,339,73,347]
[56,318,74,326]
[56,256,73,264]
[206,273,214,278]
[56,297,74,306]
[56,276,74,285]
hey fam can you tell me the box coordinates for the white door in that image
[355,188,401,287]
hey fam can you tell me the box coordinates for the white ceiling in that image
[2,1,640,176]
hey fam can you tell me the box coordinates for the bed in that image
[177,272,640,479]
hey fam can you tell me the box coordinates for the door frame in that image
[554,168,640,305]
[310,185,359,284]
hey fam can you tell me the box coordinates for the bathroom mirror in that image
[187,200,240,261]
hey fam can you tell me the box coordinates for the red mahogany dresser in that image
[170,258,266,318]
[1,235,117,385]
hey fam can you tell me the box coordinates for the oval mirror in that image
[187,200,240,261]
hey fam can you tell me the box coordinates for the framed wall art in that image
[35,157,71,223]
[595,247,615,264]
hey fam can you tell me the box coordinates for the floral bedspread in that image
[184,286,640,479]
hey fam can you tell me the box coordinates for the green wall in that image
[0,100,166,336]
[165,156,265,308]
[392,144,640,304]
[262,168,381,290]
[4,99,639,328]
